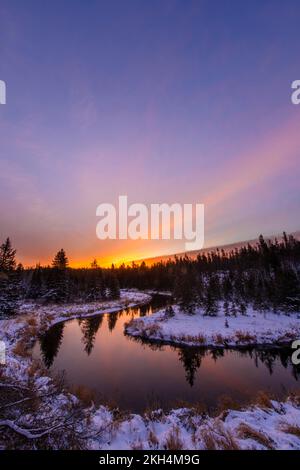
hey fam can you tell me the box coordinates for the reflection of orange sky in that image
[71,251,154,268]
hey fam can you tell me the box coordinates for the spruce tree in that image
[203,290,218,316]
[52,249,69,269]
[0,238,16,272]
[174,271,197,314]
[108,273,120,299]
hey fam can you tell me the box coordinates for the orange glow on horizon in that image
[63,249,162,269]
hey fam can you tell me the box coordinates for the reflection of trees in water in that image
[39,322,65,368]
[250,348,299,380]
[111,295,170,322]
[177,346,300,388]
[177,348,204,386]
[80,315,103,355]
[139,304,151,317]
[107,311,118,332]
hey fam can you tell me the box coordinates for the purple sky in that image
[0,0,300,266]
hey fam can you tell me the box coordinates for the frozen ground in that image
[88,398,300,450]
[1,292,300,449]
[125,304,300,348]
[17,289,151,328]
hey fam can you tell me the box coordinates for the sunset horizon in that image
[1,0,300,459]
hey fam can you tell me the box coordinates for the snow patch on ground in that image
[87,399,300,450]
[125,304,300,348]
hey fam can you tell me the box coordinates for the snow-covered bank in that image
[125,305,300,348]
[17,289,151,329]
[88,397,300,450]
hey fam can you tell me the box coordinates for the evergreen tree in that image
[238,301,247,316]
[0,238,21,316]
[174,271,197,314]
[229,301,237,317]
[108,273,120,299]
[52,249,69,270]
[203,290,218,316]
[90,258,99,269]
[0,238,16,272]
[223,299,230,316]
[0,272,19,316]
[27,264,44,299]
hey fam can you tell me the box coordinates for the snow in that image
[17,289,151,329]
[87,399,300,450]
[125,304,300,348]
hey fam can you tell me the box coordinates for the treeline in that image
[116,232,300,315]
[0,241,120,315]
[1,232,300,316]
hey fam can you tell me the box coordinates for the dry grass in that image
[13,340,30,357]
[277,331,297,342]
[27,360,43,378]
[144,407,165,422]
[70,384,95,406]
[280,423,300,438]
[174,399,208,416]
[148,429,159,448]
[201,428,218,450]
[131,439,143,450]
[212,333,225,345]
[177,333,206,344]
[200,421,240,450]
[253,390,274,409]
[164,426,183,450]
[235,330,256,343]
[39,313,55,332]
[216,395,243,415]
[237,423,274,449]
[289,390,300,407]
[22,325,38,343]
[26,317,37,327]
[144,324,161,336]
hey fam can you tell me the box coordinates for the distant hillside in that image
[134,231,300,266]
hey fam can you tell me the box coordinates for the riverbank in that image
[125,304,300,348]
[1,292,300,450]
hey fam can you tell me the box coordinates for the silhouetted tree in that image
[52,249,69,270]
[0,238,16,272]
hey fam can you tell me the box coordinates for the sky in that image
[0,0,300,267]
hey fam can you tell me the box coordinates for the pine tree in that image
[203,290,218,316]
[27,264,44,299]
[52,249,69,270]
[90,258,99,269]
[108,273,120,299]
[0,272,19,316]
[223,300,230,316]
[174,271,197,314]
[164,305,175,318]
[238,302,247,316]
[0,238,16,272]
[0,239,20,316]
[229,301,237,317]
